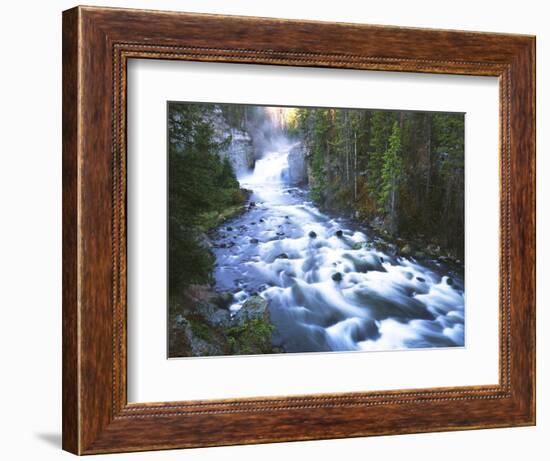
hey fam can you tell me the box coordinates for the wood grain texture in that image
[62,6,79,454]
[62,5,536,455]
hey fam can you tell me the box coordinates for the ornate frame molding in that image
[63,6,535,454]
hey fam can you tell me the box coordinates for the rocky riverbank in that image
[168,287,278,358]
[168,189,283,358]
[362,216,463,271]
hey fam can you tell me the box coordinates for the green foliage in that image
[292,105,465,258]
[168,103,245,298]
[378,122,403,213]
[431,113,465,254]
[168,225,215,292]
[188,316,213,342]
[220,156,240,189]
[303,109,333,204]
[226,319,275,355]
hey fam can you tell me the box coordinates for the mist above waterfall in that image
[243,107,293,169]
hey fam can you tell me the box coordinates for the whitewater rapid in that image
[212,141,465,353]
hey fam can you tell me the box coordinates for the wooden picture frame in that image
[62,5,536,455]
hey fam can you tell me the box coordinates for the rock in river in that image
[400,244,413,256]
[233,296,270,326]
[212,291,234,310]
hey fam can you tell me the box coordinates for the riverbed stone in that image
[195,301,232,327]
[426,243,441,256]
[342,253,386,273]
[212,291,234,310]
[400,244,413,256]
[233,296,270,326]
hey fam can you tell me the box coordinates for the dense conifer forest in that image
[287,108,465,259]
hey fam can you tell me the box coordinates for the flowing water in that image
[212,139,465,353]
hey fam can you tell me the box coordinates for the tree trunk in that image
[354,130,358,201]
[424,115,432,226]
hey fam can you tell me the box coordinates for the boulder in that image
[400,244,413,256]
[342,252,387,273]
[212,291,234,310]
[195,301,231,327]
[426,243,441,256]
[197,233,213,250]
[172,314,224,357]
[232,296,270,326]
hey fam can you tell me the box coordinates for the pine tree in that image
[367,111,396,200]
[378,121,403,233]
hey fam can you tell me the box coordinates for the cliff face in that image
[209,107,254,176]
[220,128,254,175]
[288,142,308,186]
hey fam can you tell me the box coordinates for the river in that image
[211,138,465,353]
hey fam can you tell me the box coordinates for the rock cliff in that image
[209,107,254,176]
[288,142,307,186]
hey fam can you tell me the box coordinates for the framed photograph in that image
[62,6,536,455]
